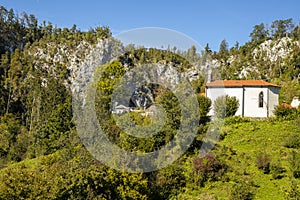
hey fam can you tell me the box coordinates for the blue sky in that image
[1,0,300,51]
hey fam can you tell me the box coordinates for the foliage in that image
[170,191,217,200]
[0,114,28,163]
[192,153,226,186]
[274,104,298,120]
[118,47,193,72]
[1,5,300,199]
[229,181,255,200]
[289,151,300,179]
[284,179,300,200]
[190,74,205,93]
[250,23,269,44]
[0,148,149,199]
[224,115,250,125]
[213,95,239,118]
[197,94,211,123]
[219,39,229,59]
[284,133,300,149]
[270,161,286,179]
[271,18,294,39]
[255,152,271,174]
[150,163,185,199]
[216,119,300,199]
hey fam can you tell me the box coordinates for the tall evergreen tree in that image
[250,23,269,43]
[219,39,229,57]
[271,18,294,38]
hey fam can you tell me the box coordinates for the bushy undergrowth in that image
[193,153,227,187]
[274,104,299,120]
[255,152,271,174]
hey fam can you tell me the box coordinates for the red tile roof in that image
[281,103,293,108]
[206,80,279,87]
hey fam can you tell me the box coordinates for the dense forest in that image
[0,6,300,199]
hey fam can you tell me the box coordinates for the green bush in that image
[0,114,29,162]
[0,150,150,200]
[193,153,226,186]
[230,182,254,200]
[274,104,298,120]
[197,94,212,123]
[213,95,239,118]
[289,151,300,178]
[284,133,300,149]
[270,161,286,179]
[225,116,250,125]
[255,152,271,174]
[151,164,185,199]
[171,191,217,200]
[284,179,300,200]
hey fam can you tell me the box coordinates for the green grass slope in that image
[189,118,300,199]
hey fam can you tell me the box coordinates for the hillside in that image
[173,118,300,199]
[1,118,300,199]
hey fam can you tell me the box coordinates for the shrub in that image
[295,116,300,128]
[152,164,185,199]
[274,104,298,120]
[0,114,29,162]
[197,94,212,123]
[255,152,271,174]
[284,133,300,149]
[225,116,250,125]
[289,151,300,178]
[213,95,239,118]
[171,192,217,200]
[193,154,226,186]
[270,161,286,179]
[284,179,300,200]
[230,182,254,200]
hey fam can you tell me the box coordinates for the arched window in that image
[259,91,264,108]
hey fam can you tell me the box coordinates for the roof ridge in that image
[206,80,279,87]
